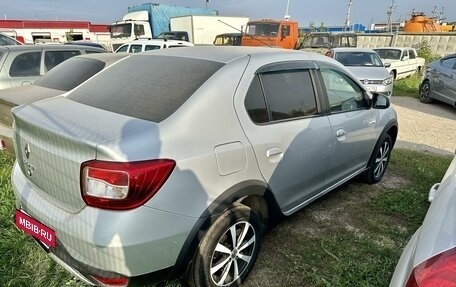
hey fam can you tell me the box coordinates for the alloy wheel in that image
[374,141,390,179]
[210,221,256,286]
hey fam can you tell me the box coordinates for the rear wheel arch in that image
[172,181,281,280]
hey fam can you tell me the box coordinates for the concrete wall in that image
[357,33,456,56]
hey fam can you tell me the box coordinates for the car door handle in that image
[266,148,283,158]
[336,129,347,141]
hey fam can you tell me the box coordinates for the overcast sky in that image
[1,0,455,27]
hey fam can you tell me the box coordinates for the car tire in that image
[187,204,262,287]
[363,134,392,184]
[390,70,396,81]
[419,81,433,103]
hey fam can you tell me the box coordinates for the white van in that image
[114,39,194,53]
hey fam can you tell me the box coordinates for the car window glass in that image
[145,45,161,51]
[320,68,366,113]
[9,51,41,77]
[116,45,128,53]
[245,76,269,124]
[408,50,415,59]
[35,57,106,91]
[129,44,143,53]
[441,57,456,69]
[261,70,317,121]
[69,55,224,122]
[44,50,81,71]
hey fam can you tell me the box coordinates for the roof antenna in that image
[284,0,291,20]
[344,0,353,32]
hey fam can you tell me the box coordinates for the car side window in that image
[245,76,269,124]
[408,50,415,59]
[245,69,318,123]
[145,45,161,51]
[116,45,128,53]
[44,50,81,71]
[129,44,143,53]
[441,57,456,69]
[320,68,367,113]
[9,51,41,77]
[262,70,317,121]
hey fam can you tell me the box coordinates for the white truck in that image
[373,47,425,80]
[169,15,249,45]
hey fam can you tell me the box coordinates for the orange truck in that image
[241,19,299,49]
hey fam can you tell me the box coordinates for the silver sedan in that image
[12,46,398,286]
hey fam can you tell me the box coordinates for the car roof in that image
[0,44,105,52]
[373,47,413,50]
[129,39,191,45]
[331,47,376,53]
[135,46,331,64]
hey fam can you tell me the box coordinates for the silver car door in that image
[319,67,377,186]
[237,64,333,214]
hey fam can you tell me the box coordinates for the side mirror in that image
[384,62,391,68]
[402,56,409,61]
[372,93,390,109]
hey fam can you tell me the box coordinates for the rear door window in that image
[44,50,81,71]
[245,68,318,124]
[9,51,41,77]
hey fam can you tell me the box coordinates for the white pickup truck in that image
[373,47,425,80]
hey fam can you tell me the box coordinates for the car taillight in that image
[91,275,128,287]
[81,159,175,210]
[406,247,456,287]
[0,139,6,150]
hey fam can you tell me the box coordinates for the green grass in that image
[0,149,453,286]
[393,74,421,98]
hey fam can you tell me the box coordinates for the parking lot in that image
[392,96,456,156]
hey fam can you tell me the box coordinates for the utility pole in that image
[343,0,352,32]
[386,0,396,32]
[284,0,291,20]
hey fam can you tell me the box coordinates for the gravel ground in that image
[391,96,456,156]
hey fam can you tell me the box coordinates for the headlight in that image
[383,77,393,85]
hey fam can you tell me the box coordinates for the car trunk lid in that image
[12,97,154,213]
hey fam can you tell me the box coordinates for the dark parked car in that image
[12,47,397,286]
[419,53,456,108]
[0,33,23,46]
[0,44,106,90]
[64,40,108,51]
[213,33,242,46]
[0,53,128,154]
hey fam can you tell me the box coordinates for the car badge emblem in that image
[363,79,370,85]
[24,143,31,159]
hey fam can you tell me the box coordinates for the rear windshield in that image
[68,55,224,122]
[35,57,105,91]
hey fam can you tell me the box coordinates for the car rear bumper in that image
[12,162,198,279]
[389,227,420,287]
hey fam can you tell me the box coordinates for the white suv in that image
[114,39,194,53]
